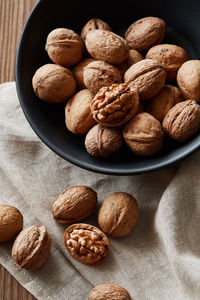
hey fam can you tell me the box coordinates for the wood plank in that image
[0,0,37,299]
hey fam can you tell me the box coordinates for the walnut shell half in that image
[88,284,132,300]
[64,223,110,264]
[12,225,51,270]
[90,83,139,127]
[163,100,200,141]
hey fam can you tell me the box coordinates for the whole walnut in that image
[98,192,139,238]
[65,89,96,135]
[0,204,23,242]
[72,58,96,89]
[177,60,200,101]
[32,64,76,103]
[90,83,139,127]
[83,60,122,95]
[88,284,132,300]
[146,44,188,81]
[45,28,83,67]
[12,225,51,270]
[52,186,97,224]
[163,100,200,141]
[123,112,164,156]
[146,85,183,122]
[81,18,111,41]
[85,29,128,64]
[85,124,122,157]
[124,59,167,101]
[125,16,166,51]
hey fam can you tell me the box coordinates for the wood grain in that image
[0,1,37,299]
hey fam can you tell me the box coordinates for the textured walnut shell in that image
[125,16,166,51]
[146,44,188,81]
[146,85,183,122]
[0,204,23,242]
[81,19,111,41]
[72,58,96,89]
[45,28,83,66]
[90,83,139,127]
[52,186,97,224]
[123,112,164,156]
[85,29,128,64]
[163,100,200,141]
[65,89,96,135]
[85,124,122,157]
[177,60,200,101]
[83,60,122,95]
[64,223,109,264]
[116,49,143,77]
[98,192,139,238]
[88,284,132,300]
[32,64,76,103]
[12,225,51,270]
[124,59,167,101]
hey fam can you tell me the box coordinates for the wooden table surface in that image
[0,0,37,299]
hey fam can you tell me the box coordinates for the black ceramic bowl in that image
[15,0,200,175]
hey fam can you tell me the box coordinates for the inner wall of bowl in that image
[16,0,200,174]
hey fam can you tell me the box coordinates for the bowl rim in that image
[15,0,200,176]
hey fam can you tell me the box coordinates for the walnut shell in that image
[0,204,23,242]
[98,192,139,238]
[83,60,122,95]
[65,89,96,135]
[146,44,188,81]
[90,83,139,127]
[123,112,164,156]
[116,49,143,77]
[32,64,76,103]
[163,100,200,141]
[177,60,200,101]
[125,16,166,51]
[81,18,111,41]
[12,225,51,270]
[52,186,97,224]
[45,28,83,67]
[85,29,128,64]
[88,284,132,300]
[85,124,122,157]
[146,85,183,122]
[64,223,110,264]
[124,59,167,101]
[72,58,96,89]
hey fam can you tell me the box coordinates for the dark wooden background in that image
[0,0,37,299]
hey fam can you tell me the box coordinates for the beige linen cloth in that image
[0,82,200,300]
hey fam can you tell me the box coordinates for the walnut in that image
[45,28,83,67]
[32,64,76,103]
[83,60,122,95]
[163,100,200,141]
[85,124,122,157]
[124,59,167,101]
[98,192,139,238]
[81,18,111,41]
[64,223,109,264]
[72,58,96,89]
[85,29,128,64]
[88,284,132,300]
[12,225,51,270]
[125,16,166,51]
[90,83,139,127]
[123,112,164,156]
[65,89,96,135]
[177,60,200,101]
[52,186,97,224]
[146,85,183,122]
[146,44,188,81]
[0,204,23,242]
[116,49,143,77]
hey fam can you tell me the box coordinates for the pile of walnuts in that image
[32,16,200,158]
